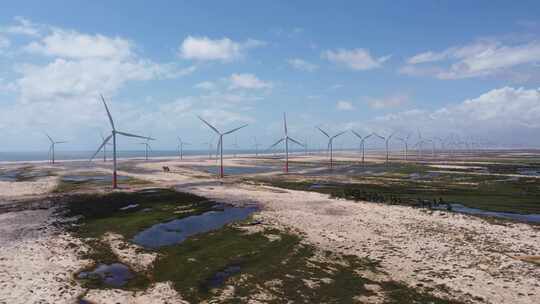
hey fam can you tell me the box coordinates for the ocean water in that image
[0,149,291,162]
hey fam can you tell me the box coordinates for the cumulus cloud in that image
[0,35,10,49]
[0,17,40,36]
[25,29,133,59]
[178,36,265,62]
[367,94,408,109]
[228,73,272,90]
[323,48,390,70]
[365,87,540,143]
[402,40,540,80]
[336,100,354,111]
[287,58,318,72]
[194,81,216,90]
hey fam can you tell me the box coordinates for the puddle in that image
[309,183,336,189]
[0,168,50,181]
[190,165,277,175]
[78,263,133,287]
[517,168,540,177]
[62,174,130,182]
[204,264,242,289]
[436,204,540,223]
[408,172,440,180]
[133,204,257,248]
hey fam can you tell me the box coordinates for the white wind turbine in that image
[396,133,412,161]
[317,127,345,169]
[139,139,153,161]
[198,116,248,178]
[351,131,374,165]
[201,140,213,160]
[373,132,396,165]
[269,113,304,173]
[253,136,261,157]
[100,132,113,162]
[46,133,67,164]
[91,95,154,189]
[177,137,190,160]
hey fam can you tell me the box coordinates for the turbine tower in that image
[198,116,247,178]
[46,133,67,164]
[351,131,374,165]
[253,136,261,157]
[177,137,190,160]
[100,132,113,162]
[373,132,396,165]
[396,133,412,161]
[269,113,304,173]
[139,140,152,161]
[317,127,345,169]
[91,95,154,189]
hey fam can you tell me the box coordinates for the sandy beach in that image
[0,152,539,303]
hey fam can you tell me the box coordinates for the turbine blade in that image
[268,138,285,149]
[198,116,221,134]
[90,134,113,161]
[288,137,304,147]
[331,131,346,139]
[351,130,363,139]
[373,133,385,140]
[55,141,68,144]
[316,127,330,138]
[223,124,248,135]
[216,137,222,156]
[283,112,288,136]
[100,95,115,130]
[116,131,154,141]
[45,133,54,143]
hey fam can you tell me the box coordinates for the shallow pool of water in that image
[62,174,130,182]
[132,204,257,248]
[204,264,242,289]
[437,204,540,223]
[190,165,277,175]
[78,263,133,287]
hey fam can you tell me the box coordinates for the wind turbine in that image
[100,132,113,162]
[46,133,67,164]
[373,132,396,165]
[178,137,190,160]
[198,116,248,178]
[91,95,154,189]
[201,140,213,160]
[317,127,345,169]
[139,140,152,161]
[231,136,239,158]
[351,131,375,165]
[269,113,304,173]
[396,133,412,161]
[371,133,387,164]
[253,136,262,157]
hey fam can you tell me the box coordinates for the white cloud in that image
[336,100,354,111]
[228,73,272,90]
[367,94,408,109]
[194,81,215,90]
[1,17,40,36]
[178,36,264,62]
[288,58,318,72]
[403,40,540,80]
[0,35,10,49]
[323,48,390,70]
[371,87,540,139]
[25,29,133,59]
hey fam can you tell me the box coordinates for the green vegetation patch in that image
[63,188,213,238]
[256,171,540,214]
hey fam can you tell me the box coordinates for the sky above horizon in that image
[1,1,540,152]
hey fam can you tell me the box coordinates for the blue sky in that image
[1,1,540,151]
